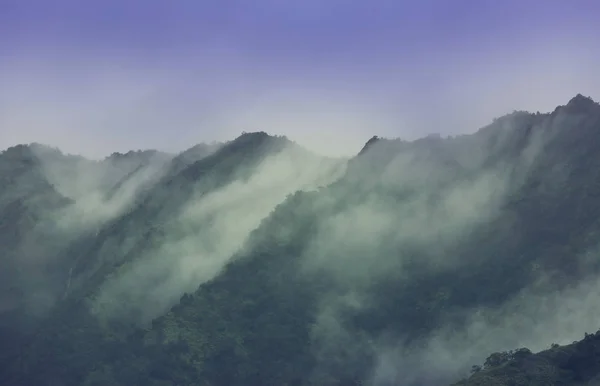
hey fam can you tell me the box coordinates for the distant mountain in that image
[2,95,600,386]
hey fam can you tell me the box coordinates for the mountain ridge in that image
[2,94,600,385]
[3,92,598,163]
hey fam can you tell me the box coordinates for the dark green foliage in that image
[456,332,600,385]
[3,96,600,386]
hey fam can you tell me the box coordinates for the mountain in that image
[453,330,600,385]
[2,95,600,385]
[0,132,346,385]
[0,144,74,356]
[0,144,176,366]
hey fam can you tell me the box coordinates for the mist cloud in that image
[368,265,600,385]
[300,114,567,384]
[90,144,346,324]
[303,118,548,282]
[30,145,173,230]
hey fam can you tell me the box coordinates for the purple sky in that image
[1,0,599,157]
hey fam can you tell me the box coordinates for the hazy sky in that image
[1,0,599,157]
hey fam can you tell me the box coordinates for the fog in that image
[33,148,174,230]
[2,95,599,384]
[296,107,587,384]
[3,1,600,384]
[303,112,551,282]
[369,267,600,385]
[0,145,177,319]
[90,143,346,324]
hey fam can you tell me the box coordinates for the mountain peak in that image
[568,93,596,105]
[0,143,46,165]
[358,135,381,156]
[238,130,270,139]
[557,93,599,115]
[227,131,293,151]
[234,131,282,144]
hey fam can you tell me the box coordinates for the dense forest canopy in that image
[2,95,600,385]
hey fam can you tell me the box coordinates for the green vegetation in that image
[2,96,600,385]
[455,332,600,385]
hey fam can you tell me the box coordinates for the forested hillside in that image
[2,95,600,385]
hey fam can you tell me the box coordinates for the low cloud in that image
[301,113,566,384]
[90,144,346,324]
[368,265,600,385]
[30,145,174,230]
[303,116,549,283]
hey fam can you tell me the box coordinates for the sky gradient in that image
[1,0,599,157]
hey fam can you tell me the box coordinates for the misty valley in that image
[3,94,600,385]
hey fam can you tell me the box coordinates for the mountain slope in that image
[63,132,344,314]
[453,330,600,385]
[95,95,600,386]
[0,132,346,386]
[0,144,175,322]
[3,95,600,386]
